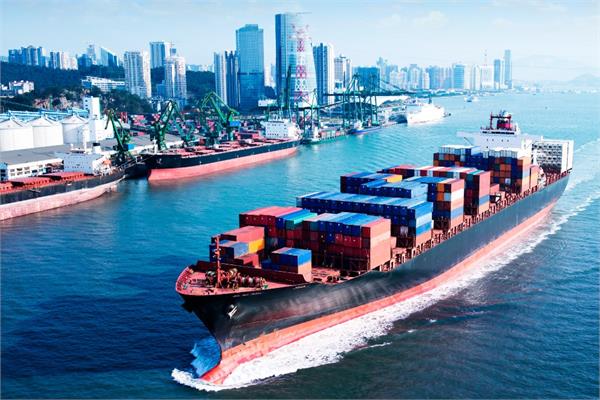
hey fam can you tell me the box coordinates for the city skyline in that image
[1,0,598,82]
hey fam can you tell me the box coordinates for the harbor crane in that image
[104,109,132,165]
[196,91,240,147]
[151,100,193,152]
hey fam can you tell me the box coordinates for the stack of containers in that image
[392,200,434,248]
[209,226,266,267]
[299,212,392,271]
[264,247,312,281]
[488,149,531,194]
[379,164,420,177]
[462,170,491,216]
[422,177,465,230]
[433,145,484,169]
[239,206,303,249]
[275,208,318,248]
[341,172,402,193]
[358,180,428,199]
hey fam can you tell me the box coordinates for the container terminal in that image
[0,74,448,219]
[174,112,573,384]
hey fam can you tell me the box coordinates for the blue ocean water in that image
[1,93,598,398]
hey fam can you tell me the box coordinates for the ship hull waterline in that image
[0,176,123,221]
[147,146,298,182]
[181,176,568,385]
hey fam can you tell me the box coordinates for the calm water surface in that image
[1,93,599,398]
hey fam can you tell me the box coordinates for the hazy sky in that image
[1,0,599,81]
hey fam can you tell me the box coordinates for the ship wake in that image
[172,141,599,392]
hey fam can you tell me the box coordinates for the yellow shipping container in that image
[248,238,265,253]
[385,174,403,183]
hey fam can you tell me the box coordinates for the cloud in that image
[378,13,406,29]
[412,11,447,27]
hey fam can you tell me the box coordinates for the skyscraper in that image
[493,59,505,89]
[275,12,317,107]
[504,49,512,89]
[225,51,240,109]
[452,63,471,90]
[149,41,173,69]
[313,43,335,105]
[86,45,97,65]
[214,52,228,103]
[470,64,481,91]
[236,24,265,110]
[123,51,151,99]
[480,64,494,90]
[334,55,352,89]
[165,56,187,103]
[100,47,118,67]
[214,51,240,108]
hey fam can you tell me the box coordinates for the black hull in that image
[0,170,125,205]
[181,176,568,351]
[145,140,301,170]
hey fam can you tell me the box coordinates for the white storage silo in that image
[0,118,35,151]
[61,115,87,144]
[30,116,64,148]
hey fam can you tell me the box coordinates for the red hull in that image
[147,147,298,182]
[200,200,557,384]
[0,179,121,221]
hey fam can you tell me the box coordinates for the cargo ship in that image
[348,121,382,135]
[175,112,573,384]
[0,145,124,220]
[146,120,301,182]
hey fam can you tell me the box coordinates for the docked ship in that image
[348,120,382,135]
[397,99,446,124]
[146,119,301,182]
[0,144,124,220]
[175,112,573,384]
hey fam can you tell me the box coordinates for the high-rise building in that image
[480,64,494,90]
[504,49,512,89]
[407,64,421,89]
[48,51,74,70]
[149,41,173,69]
[470,64,481,91]
[313,43,335,105]
[334,55,352,89]
[236,24,265,110]
[493,59,505,89]
[376,57,388,82]
[225,51,240,109]
[123,51,151,99]
[421,71,430,90]
[214,52,228,103]
[355,67,380,90]
[165,56,187,103]
[100,47,119,67]
[452,63,471,90]
[275,12,317,107]
[12,46,46,66]
[86,45,98,65]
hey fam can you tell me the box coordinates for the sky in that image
[1,0,599,81]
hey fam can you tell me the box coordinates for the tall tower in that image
[214,52,228,104]
[504,49,512,89]
[149,41,173,69]
[165,56,187,104]
[123,51,151,99]
[236,24,265,110]
[313,43,335,105]
[275,12,317,107]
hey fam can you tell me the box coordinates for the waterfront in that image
[1,93,599,398]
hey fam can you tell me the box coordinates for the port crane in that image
[196,91,240,147]
[151,100,194,151]
[104,109,132,165]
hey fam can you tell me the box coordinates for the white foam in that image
[173,140,600,392]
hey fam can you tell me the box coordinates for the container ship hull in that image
[180,175,568,383]
[146,140,300,182]
[0,171,124,221]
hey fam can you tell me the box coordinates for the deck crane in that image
[197,91,240,147]
[151,100,194,152]
[104,109,132,165]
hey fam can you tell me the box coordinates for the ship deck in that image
[176,172,568,298]
[157,138,295,159]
